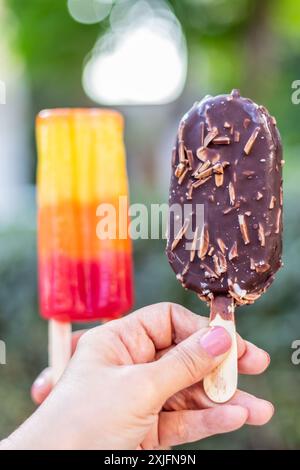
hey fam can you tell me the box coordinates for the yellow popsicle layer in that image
[36,109,128,206]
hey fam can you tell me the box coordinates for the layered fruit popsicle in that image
[36,109,134,323]
[166,89,283,401]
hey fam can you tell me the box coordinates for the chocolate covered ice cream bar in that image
[166,89,283,402]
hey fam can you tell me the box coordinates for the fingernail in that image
[33,375,46,391]
[200,326,232,357]
[33,369,51,390]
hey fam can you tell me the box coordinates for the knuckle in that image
[175,345,208,382]
[76,329,93,348]
[76,327,106,351]
[77,323,115,346]
[200,411,216,436]
[152,302,178,315]
[175,412,188,442]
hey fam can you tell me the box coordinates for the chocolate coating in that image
[166,90,283,305]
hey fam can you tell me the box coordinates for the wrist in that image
[0,391,78,450]
[0,437,16,450]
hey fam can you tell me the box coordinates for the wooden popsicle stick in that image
[49,319,72,385]
[203,296,238,403]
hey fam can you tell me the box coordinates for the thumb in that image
[149,326,232,400]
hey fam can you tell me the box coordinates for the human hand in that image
[5,303,273,450]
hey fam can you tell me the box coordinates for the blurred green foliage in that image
[1,0,300,450]
[5,0,105,103]
[5,0,300,164]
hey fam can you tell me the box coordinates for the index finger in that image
[116,302,208,351]
[102,302,209,364]
[109,303,261,366]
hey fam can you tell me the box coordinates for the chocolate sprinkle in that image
[238,214,250,245]
[198,225,210,260]
[212,136,231,145]
[203,127,218,147]
[171,218,190,251]
[186,149,194,169]
[178,141,186,163]
[244,127,260,155]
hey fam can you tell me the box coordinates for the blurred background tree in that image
[0,0,300,449]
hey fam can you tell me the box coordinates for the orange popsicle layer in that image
[38,200,131,259]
